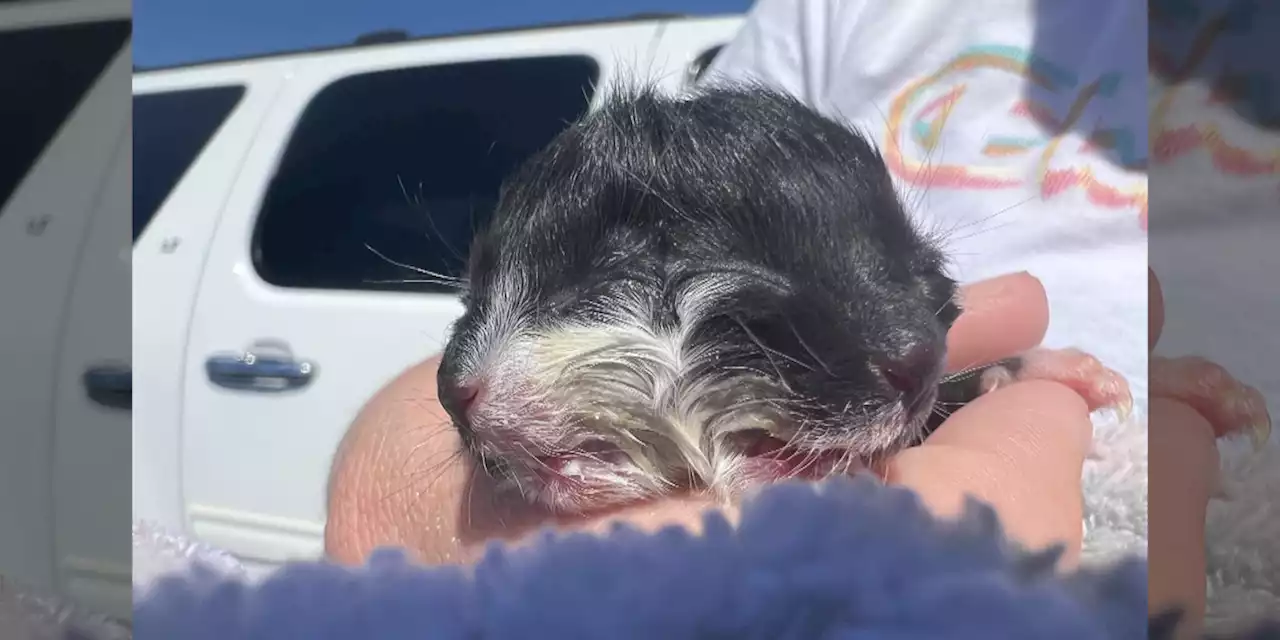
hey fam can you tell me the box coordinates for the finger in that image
[1152,355,1272,443]
[886,380,1091,563]
[326,356,507,567]
[1150,268,1164,352]
[1147,398,1217,635]
[946,272,1049,373]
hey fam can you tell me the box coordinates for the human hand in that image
[325,272,1094,566]
[1146,268,1272,638]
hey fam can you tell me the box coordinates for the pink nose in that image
[876,342,940,401]
[440,378,484,420]
[460,383,481,408]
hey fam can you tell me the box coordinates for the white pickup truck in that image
[129,14,743,580]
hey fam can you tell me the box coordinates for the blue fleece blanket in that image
[133,477,1157,639]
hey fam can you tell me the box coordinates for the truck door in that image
[0,6,131,607]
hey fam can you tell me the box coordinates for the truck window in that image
[132,86,244,242]
[0,19,131,216]
[252,55,599,293]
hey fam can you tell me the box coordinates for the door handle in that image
[206,350,316,392]
[83,363,131,410]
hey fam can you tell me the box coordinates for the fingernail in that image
[1238,385,1271,452]
[1250,415,1272,452]
[1114,397,1134,424]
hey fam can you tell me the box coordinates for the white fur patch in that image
[456,265,919,512]
[522,295,787,494]
[458,270,812,504]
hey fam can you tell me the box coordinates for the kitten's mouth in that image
[523,431,863,489]
[481,425,872,514]
[732,431,865,481]
[533,449,630,481]
[509,440,666,514]
[529,439,628,477]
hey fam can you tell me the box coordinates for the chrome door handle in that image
[205,350,316,392]
[83,362,131,409]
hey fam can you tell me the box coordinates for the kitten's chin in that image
[731,448,867,490]
[494,457,669,517]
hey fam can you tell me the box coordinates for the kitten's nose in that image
[438,376,484,424]
[876,342,942,402]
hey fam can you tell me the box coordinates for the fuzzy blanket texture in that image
[123,432,1280,639]
[5,422,1276,638]
[129,477,1159,639]
[1081,408,1280,635]
[7,416,1276,638]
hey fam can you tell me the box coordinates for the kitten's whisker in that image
[363,243,465,282]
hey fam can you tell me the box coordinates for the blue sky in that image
[133,0,753,68]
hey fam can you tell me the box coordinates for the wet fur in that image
[438,83,973,513]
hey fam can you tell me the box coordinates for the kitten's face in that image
[438,85,956,513]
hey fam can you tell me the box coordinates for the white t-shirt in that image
[1146,2,1280,436]
[705,0,1150,409]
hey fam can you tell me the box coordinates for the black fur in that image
[442,83,991,454]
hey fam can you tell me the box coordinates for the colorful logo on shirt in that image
[1150,5,1280,179]
[882,45,1149,227]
